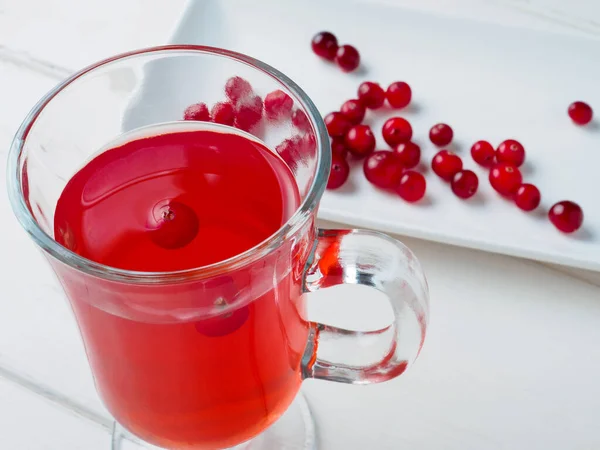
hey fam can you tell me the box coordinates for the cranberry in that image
[496,139,525,167]
[549,201,584,233]
[386,82,412,109]
[225,76,253,105]
[183,102,211,121]
[363,151,404,189]
[291,109,310,132]
[382,117,413,147]
[515,184,541,211]
[147,200,199,249]
[211,102,235,126]
[234,95,263,132]
[327,153,350,189]
[276,136,302,171]
[264,90,293,120]
[345,124,376,157]
[396,171,426,203]
[429,123,453,147]
[393,141,420,169]
[335,45,360,72]
[324,112,352,137]
[195,298,249,337]
[568,101,593,125]
[357,82,385,109]
[340,99,366,125]
[471,140,495,167]
[331,137,349,158]
[451,170,479,199]
[431,150,462,181]
[489,163,522,197]
[311,31,338,61]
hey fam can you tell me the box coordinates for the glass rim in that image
[6,45,330,284]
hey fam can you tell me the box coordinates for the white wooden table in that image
[1,1,600,449]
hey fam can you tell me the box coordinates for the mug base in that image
[111,391,317,450]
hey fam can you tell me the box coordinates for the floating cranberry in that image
[327,153,350,189]
[568,101,593,125]
[496,139,525,167]
[225,76,253,105]
[345,124,376,157]
[396,171,426,203]
[382,117,413,147]
[549,201,584,233]
[195,301,250,337]
[451,170,479,199]
[324,112,352,137]
[386,82,412,109]
[358,82,386,109]
[331,137,349,158]
[335,45,360,72]
[183,102,211,121]
[393,141,420,169]
[264,90,293,120]
[489,163,522,197]
[311,31,338,61]
[148,200,199,249]
[291,109,310,132]
[431,150,462,181]
[211,102,235,126]
[429,123,453,147]
[515,184,541,211]
[234,95,263,132]
[363,151,404,189]
[471,140,495,167]
[340,99,366,125]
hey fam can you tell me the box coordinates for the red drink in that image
[53,123,310,449]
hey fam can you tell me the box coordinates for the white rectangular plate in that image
[170,0,600,271]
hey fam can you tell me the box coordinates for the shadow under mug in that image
[7,46,430,450]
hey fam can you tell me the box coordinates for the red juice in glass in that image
[53,122,310,449]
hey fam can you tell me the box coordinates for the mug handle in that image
[301,229,429,384]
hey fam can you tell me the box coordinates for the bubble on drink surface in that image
[147,199,199,250]
[195,298,250,337]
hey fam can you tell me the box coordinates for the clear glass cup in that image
[7,46,429,450]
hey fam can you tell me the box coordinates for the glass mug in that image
[7,46,429,450]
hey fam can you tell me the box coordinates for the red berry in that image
[363,151,404,189]
[393,142,420,169]
[357,82,385,109]
[276,136,302,172]
[515,184,541,211]
[264,90,293,120]
[396,171,426,202]
[470,140,495,167]
[211,102,235,126]
[324,112,352,137]
[234,95,263,132]
[451,170,479,199]
[291,109,310,132]
[335,45,360,72]
[568,101,593,125]
[386,82,412,109]
[489,163,522,197]
[340,99,366,125]
[344,124,376,157]
[327,153,350,189]
[331,137,349,158]
[549,201,584,233]
[183,102,211,121]
[496,139,525,167]
[311,31,338,61]
[147,200,199,249]
[195,304,249,337]
[431,150,462,182]
[429,123,453,147]
[225,76,253,105]
[382,117,413,147]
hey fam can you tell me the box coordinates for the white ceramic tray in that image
[169,0,600,271]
